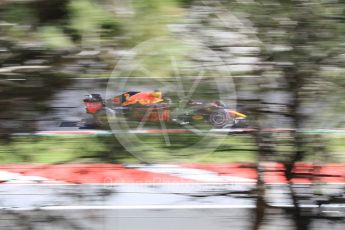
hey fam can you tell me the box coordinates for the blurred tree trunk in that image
[222,0,345,229]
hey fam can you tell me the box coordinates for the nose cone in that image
[230,111,247,118]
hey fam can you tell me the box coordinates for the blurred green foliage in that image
[38,26,73,49]
[127,0,182,42]
[0,134,257,164]
[0,0,184,48]
[68,0,122,46]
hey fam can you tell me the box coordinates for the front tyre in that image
[209,109,234,128]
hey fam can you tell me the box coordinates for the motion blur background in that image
[0,0,344,229]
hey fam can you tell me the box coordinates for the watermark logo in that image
[105,1,244,163]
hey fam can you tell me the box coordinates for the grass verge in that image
[0,133,343,164]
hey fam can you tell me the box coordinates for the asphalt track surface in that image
[0,184,344,230]
[1,207,344,230]
[0,184,338,229]
[1,164,344,229]
[0,164,256,230]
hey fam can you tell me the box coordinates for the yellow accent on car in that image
[231,111,247,118]
[192,115,204,120]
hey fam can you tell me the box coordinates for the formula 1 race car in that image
[82,91,247,129]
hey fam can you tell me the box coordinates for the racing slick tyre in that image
[209,109,235,128]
